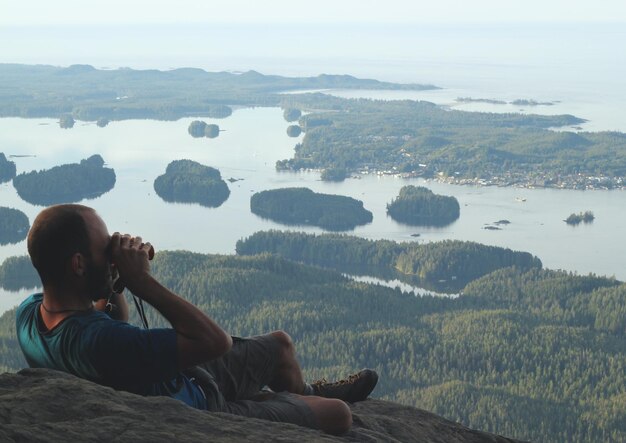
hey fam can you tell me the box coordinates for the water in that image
[345,274,460,298]
[1,22,625,313]
[1,109,624,314]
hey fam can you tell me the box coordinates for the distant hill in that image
[0,64,437,121]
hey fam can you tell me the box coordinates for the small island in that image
[250,187,373,231]
[0,255,40,290]
[0,153,17,183]
[565,211,595,226]
[0,207,30,245]
[12,155,115,206]
[320,167,348,182]
[188,120,220,138]
[286,125,302,137]
[387,185,460,226]
[283,108,302,122]
[96,118,110,127]
[59,114,75,129]
[154,159,230,207]
[456,97,507,105]
[511,99,554,106]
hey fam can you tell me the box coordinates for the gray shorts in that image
[191,335,318,429]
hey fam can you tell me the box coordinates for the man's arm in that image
[110,233,232,370]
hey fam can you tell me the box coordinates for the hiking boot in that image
[311,369,378,403]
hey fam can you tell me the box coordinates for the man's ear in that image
[70,253,86,277]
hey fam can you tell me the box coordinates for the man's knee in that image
[315,398,352,435]
[269,330,294,353]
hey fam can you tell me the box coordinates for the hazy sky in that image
[3,0,626,25]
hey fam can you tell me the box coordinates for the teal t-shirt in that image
[16,293,207,409]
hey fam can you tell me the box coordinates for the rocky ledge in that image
[0,369,526,443]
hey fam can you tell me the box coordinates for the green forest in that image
[11,154,116,206]
[153,160,230,207]
[0,249,623,442]
[386,185,460,226]
[236,230,541,291]
[0,207,30,245]
[250,188,373,231]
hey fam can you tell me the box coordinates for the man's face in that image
[82,211,114,301]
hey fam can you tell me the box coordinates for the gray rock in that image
[0,369,526,443]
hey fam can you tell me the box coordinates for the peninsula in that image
[277,94,625,190]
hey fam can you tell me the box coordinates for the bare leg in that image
[296,395,352,435]
[266,330,307,394]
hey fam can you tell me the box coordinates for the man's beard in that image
[85,259,113,301]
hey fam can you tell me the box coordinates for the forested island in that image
[250,188,373,231]
[386,185,460,226]
[320,167,348,182]
[2,248,622,442]
[12,155,115,205]
[153,160,230,207]
[59,114,75,129]
[188,120,220,138]
[283,108,302,122]
[286,125,302,137]
[236,230,540,291]
[0,207,30,245]
[0,153,16,183]
[0,256,39,290]
[565,210,595,225]
[96,118,110,127]
[277,94,626,190]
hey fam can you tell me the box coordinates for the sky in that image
[2,0,626,25]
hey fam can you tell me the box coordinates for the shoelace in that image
[313,373,360,388]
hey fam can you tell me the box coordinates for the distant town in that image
[349,167,625,190]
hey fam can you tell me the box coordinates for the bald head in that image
[28,204,95,287]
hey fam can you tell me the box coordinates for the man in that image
[16,204,378,435]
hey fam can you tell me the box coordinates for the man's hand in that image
[109,232,232,369]
[110,233,154,294]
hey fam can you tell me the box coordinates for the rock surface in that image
[0,369,526,443]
